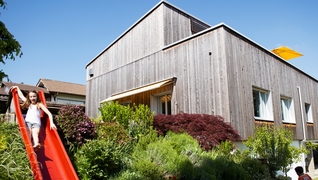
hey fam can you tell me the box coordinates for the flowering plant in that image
[56,105,97,148]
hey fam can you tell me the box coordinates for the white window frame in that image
[253,88,273,121]
[305,103,313,123]
[150,92,172,115]
[280,96,296,123]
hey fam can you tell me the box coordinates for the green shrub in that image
[128,104,154,140]
[109,170,145,180]
[99,102,154,142]
[240,156,271,180]
[133,129,161,152]
[74,138,132,180]
[99,101,132,128]
[131,132,203,179]
[0,123,33,180]
[96,121,130,142]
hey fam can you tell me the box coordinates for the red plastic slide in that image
[11,89,79,180]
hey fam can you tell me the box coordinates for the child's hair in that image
[21,90,42,110]
[295,166,304,174]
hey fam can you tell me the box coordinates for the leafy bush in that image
[108,170,144,180]
[244,125,306,178]
[201,154,251,180]
[128,104,154,140]
[127,131,253,180]
[55,105,97,150]
[99,101,132,128]
[96,121,130,142]
[240,157,271,180]
[99,102,154,142]
[131,132,200,179]
[74,138,132,180]
[0,123,33,180]
[154,113,241,150]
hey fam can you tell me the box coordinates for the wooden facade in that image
[85,1,318,141]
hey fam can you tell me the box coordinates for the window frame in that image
[252,87,273,121]
[305,103,313,123]
[280,96,296,123]
[151,91,172,115]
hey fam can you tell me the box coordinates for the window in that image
[280,96,295,123]
[253,88,273,120]
[305,103,313,123]
[151,93,171,115]
[191,19,209,34]
[120,101,132,107]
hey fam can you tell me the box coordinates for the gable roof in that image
[36,78,86,96]
[85,0,210,68]
[0,82,49,95]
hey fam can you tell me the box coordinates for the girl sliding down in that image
[10,86,56,150]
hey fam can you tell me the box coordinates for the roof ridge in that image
[2,81,39,87]
[40,78,85,86]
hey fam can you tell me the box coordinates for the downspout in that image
[297,86,307,172]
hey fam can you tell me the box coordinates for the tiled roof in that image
[1,82,49,95]
[36,78,86,96]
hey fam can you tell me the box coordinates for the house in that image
[36,78,86,106]
[85,1,318,177]
[0,79,86,115]
[0,82,50,114]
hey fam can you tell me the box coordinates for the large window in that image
[151,93,171,115]
[280,96,295,123]
[305,103,313,123]
[253,88,273,120]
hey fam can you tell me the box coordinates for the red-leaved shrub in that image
[56,105,97,148]
[153,113,241,150]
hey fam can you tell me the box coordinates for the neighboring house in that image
[37,78,86,106]
[85,1,318,177]
[0,79,86,115]
[0,82,50,114]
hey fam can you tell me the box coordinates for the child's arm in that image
[10,86,26,102]
[39,103,56,130]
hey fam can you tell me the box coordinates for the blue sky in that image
[1,0,317,86]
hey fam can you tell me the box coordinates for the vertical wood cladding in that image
[86,2,318,140]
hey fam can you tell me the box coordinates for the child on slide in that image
[10,86,56,150]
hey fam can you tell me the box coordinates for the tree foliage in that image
[153,113,241,150]
[0,0,23,80]
[244,125,307,178]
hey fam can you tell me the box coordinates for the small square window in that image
[280,96,295,123]
[305,103,313,123]
[253,88,273,120]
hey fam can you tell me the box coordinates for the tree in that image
[153,113,241,150]
[244,125,307,178]
[0,0,22,81]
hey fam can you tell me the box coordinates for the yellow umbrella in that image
[271,46,303,61]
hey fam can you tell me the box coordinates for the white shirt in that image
[25,104,42,125]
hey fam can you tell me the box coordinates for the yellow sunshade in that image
[271,46,303,61]
[100,78,175,103]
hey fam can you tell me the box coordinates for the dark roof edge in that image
[85,0,211,68]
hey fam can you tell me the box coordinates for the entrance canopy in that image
[100,78,175,103]
[271,46,303,61]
